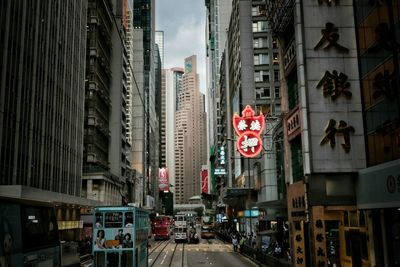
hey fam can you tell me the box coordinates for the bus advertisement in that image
[92,206,149,267]
[0,199,60,267]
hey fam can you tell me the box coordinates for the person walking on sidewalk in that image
[232,234,239,252]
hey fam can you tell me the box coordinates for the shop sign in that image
[219,146,226,165]
[232,105,265,158]
[288,181,306,221]
[214,168,226,175]
[358,159,400,208]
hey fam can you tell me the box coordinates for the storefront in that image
[357,159,400,267]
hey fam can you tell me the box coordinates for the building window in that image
[275,86,280,98]
[254,38,269,48]
[254,71,270,82]
[253,21,268,33]
[274,70,279,81]
[252,6,258,16]
[254,54,269,66]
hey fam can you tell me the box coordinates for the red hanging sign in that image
[232,105,265,158]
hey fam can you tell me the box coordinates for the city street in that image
[148,235,259,267]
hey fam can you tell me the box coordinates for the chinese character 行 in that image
[320,119,355,153]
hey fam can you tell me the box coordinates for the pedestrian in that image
[232,235,239,252]
[239,235,245,253]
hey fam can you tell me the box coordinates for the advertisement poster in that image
[158,168,169,192]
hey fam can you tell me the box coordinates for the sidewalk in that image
[216,232,291,267]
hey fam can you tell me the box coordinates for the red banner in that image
[201,169,208,194]
[159,168,169,192]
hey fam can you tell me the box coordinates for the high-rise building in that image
[205,0,233,197]
[133,0,158,208]
[215,0,283,233]
[353,1,400,265]
[126,2,146,205]
[0,0,96,243]
[175,56,207,204]
[0,0,86,198]
[82,0,130,205]
[155,31,164,69]
[266,0,368,265]
[161,67,184,201]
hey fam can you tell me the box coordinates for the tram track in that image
[166,243,178,267]
[149,239,173,267]
[149,239,171,255]
[149,240,187,267]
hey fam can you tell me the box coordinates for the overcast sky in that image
[155,0,207,93]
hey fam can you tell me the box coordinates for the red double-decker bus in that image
[152,215,171,240]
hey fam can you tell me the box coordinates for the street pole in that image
[247,157,252,237]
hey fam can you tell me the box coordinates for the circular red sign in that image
[236,132,263,158]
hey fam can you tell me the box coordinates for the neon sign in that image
[232,105,265,158]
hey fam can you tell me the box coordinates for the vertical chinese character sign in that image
[232,105,265,158]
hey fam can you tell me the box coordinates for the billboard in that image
[158,168,169,192]
[201,169,209,194]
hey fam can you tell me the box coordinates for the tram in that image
[92,206,150,267]
[0,197,61,266]
[152,215,171,240]
[201,215,216,239]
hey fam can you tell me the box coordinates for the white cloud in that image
[156,0,206,93]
